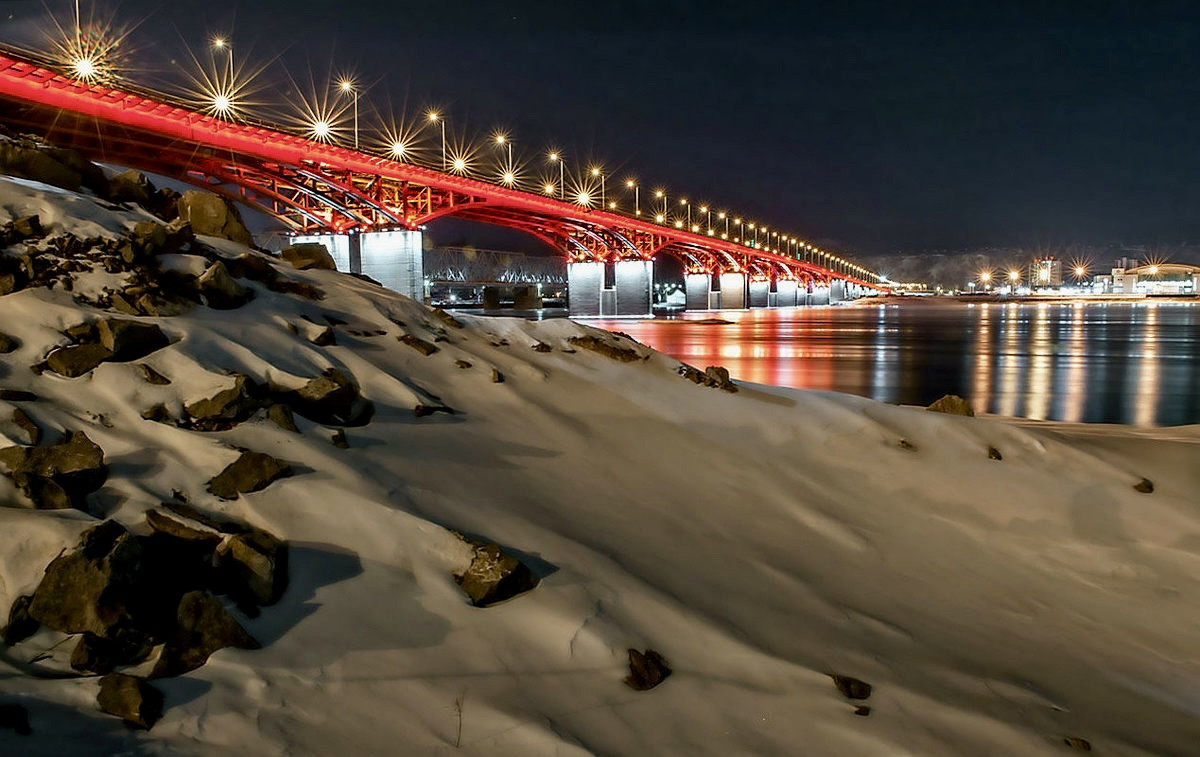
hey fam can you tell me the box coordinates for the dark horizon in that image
[4,0,1199,257]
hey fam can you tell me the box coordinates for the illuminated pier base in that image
[567,260,652,316]
[810,285,830,306]
[829,279,846,304]
[685,273,711,311]
[748,279,769,308]
[289,230,424,301]
[718,273,747,310]
[774,279,798,307]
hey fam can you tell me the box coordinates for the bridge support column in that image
[289,233,352,272]
[811,285,830,306]
[568,261,604,316]
[748,279,769,308]
[614,260,652,316]
[775,279,798,307]
[685,273,711,311]
[718,272,747,309]
[358,230,424,301]
[829,279,845,304]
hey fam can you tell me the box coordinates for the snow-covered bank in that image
[1,175,1199,755]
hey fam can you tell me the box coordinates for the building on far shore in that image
[1094,261,1200,295]
[1028,257,1063,289]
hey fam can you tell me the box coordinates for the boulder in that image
[138,364,171,385]
[70,631,153,674]
[926,394,974,416]
[2,595,38,645]
[279,368,373,426]
[45,343,113,377]
[175,191,253,245]
[107,169,154,206]
[625,648,671,691]
[331,428,349,448]
[1134,477,1154,494]
[453,534,538,607]
[831,674,872,700]
[398,334,438,356]
[0,141,83,191]
[216,529,289,607]
[97,673,162,730]
[145,509,222,546]
[96,318,169,361]
[11,408,40,445]
[279,243,336,271]
[185,374,262,429]
[196,261,253,309]
[131,221,167,255]
[0,332,18,354]
[308,325,335,346]
[224,252,277,283]
[266,403,299,433]
[491,368,504,383]
[454,359,472,369]
[568,335,644,362]
[206,451,291,500]
[11,215,42,239]
[988,446,1003,461]
[151,591,259,678]
[0,431,107,510]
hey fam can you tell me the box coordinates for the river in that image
[591,300,1200,426]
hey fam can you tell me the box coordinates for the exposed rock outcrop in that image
[625,648,671,691]
[207,451,292,500]
[97,673,163,730]
[453,533,539,607]
[926,394,974,416]
[279,242,336,271]
[176,190,253,245]
[0,431,107,510]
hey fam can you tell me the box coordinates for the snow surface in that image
[0,175,1199,754]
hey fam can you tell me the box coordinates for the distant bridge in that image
[423,247,567,286]
[0,45,886,314]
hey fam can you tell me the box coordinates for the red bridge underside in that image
[0,50,876,287]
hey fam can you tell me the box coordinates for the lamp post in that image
[626,180,639,215]
[655,189,666,221]
[548,152,564,200]
[338,79,358,149]
[680,198,690,228]
[212,37,233,86]
[427,111,446,171]
[590,167,604,207]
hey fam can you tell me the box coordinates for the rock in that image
[107,169,154,205]
[308,325,336,346]
[65,322,98,343]
[224,252,276,283]
[703,365,737,392]
[131,220,167,255]
[145,509,222,546]
[45,343,113,377]
[11,408,40,445]
[831,674,872,700]
[70,631,152,674]
[151,591,259,678]
[185,374,262,429]
[279,242,336,271]
[453,535,538,607]
[207,451,291,500]
[280,368,373,426]
[414,404,455,418]
[267,403,299,433]
[1063,736,1092,750]
[134,291,195,317]
[0,331,18,353]
[454,360,472,369]
[0,431,107,510]
[431,308,464,329]
[216,529,289,607]
[0,141,83,191]
[1134,478,1154,494]
[97,673,162,730]
[97,318,169,361]
[567,335,644,362]
[141,404,170,422]
[11,215,42,239]
[176,190,253,245]
[926,394,974,416]
[398,333,438,356]
[2,595,38,645]
[267,278,324,300]
[196,261,253,309]
[491,368,504,383]
[624,648,671,691]
[988,446,1003,461]
[531,341,552,352]
[853,705,871,717]
[138,364,171,385]
[0,703,31,736]
[331,428,348,448]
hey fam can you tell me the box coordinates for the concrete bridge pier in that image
[748,279,769,308]
[567,260,652,317]
[774,279,798,308]
[810,285,831,306]
[290,230,423,301]
[718,272,747,309]
[829,279,846,304]
[685,273,712,310]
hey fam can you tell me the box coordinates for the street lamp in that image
[548,151,565,200]
[655,189,666,218]
[426,110,446,170]
[212,37,233,85]
[626,179,639,215]
[337,79,358,149]
[680,198,690,228]
[590,167,605,207]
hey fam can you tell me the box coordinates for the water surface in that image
[592,301,1200,426]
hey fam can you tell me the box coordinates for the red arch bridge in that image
[0,47,887,316]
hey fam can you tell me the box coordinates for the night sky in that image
[4,0,1200,255]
